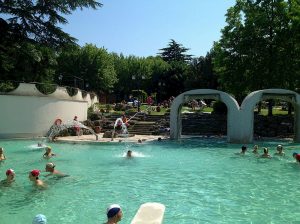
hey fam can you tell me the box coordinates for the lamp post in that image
[132,74,145,112]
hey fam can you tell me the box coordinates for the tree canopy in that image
[213,0,300,102]
[158,39,192,63]
[0,0,102,48]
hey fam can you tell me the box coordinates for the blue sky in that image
[63,0,236,58]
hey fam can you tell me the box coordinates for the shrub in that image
[66,87,78,96]
[212,101,227,114]
[0,81,18,92]
[35,83,57,94]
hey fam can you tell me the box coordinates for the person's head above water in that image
[6,169,15,180]
[263,147,269,154]
[107,204,122,222]
[29,169,40,180]
[293,152,298,157]
[241,145,247,152]
[32,214,47,224]
[127,150,132,157]
[45,162,55,172]
[277,144,283,151]
[0,147,4,153]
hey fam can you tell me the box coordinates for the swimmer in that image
[43,146,56,159]
[126,150,132,158]
[32,214,47,224]
[293,152,300,163]
[0,169,15,186]
[138,139,142,143]
[106,204,123,224]
[0,147,6,161]
[45,162,66,176]
[260,147,271,158]
[158,137,162,142]
[274,144,285,156]
[252,145,259,154]
[235,145,247,155]
[28,169,46,188]
[37,142,43,147]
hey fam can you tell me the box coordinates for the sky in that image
[62,0,236,58]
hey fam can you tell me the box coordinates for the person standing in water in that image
[261,147,271,158]
[0,169,15,186]
[274,144,285,156]
[45,162,66,176]
[43,146,56,159]
[293,152,300,163]
[235,145,247,155]
[252,145,259,155]
[28,170,46,188]
[0,147,6,161]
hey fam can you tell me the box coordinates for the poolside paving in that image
[56,133,167,144]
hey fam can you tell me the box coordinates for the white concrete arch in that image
[240,89,300,142]
[170,89,240,142]
[170,88,300,143]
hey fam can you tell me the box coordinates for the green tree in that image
[158,39,192,98]
[0,0,102,82]
[213,0,300,104]
[158,39,192,63]
[185,52,218,91]
[56,44,117,94]
[0,0,102,48]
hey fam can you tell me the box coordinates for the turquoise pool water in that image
[0,138,300,224]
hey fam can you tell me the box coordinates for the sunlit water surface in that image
[0,138,300,224]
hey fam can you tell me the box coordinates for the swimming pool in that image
[0,138,299,223]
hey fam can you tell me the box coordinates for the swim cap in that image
[293,152,298,157]
[107,204,121,218]
[6,169,15,176]
[32,214,47,224]
[46,162,55,169]
[30,170,40,177]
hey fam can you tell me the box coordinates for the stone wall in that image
[181,113,294,137]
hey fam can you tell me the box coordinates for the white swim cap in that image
[32,214,47,224]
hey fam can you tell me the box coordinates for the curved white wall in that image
[0,83,98,138]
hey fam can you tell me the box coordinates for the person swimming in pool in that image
[0,147,6,161]
[43,146,56,159]
[274,144,285,156]
[252,145,259,154]
[106,204,123,224]
[0,169,15,186]
[235,145,247,155]
[126,150,132,158]
[28,169,46,188]
[260,147,271,158]
[293,152,300,163]
[45,162,66,177]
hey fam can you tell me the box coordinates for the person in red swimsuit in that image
[293,152,300,162]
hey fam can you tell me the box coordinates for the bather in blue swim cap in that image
[32,214,47,224]
[293,152,298,157]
